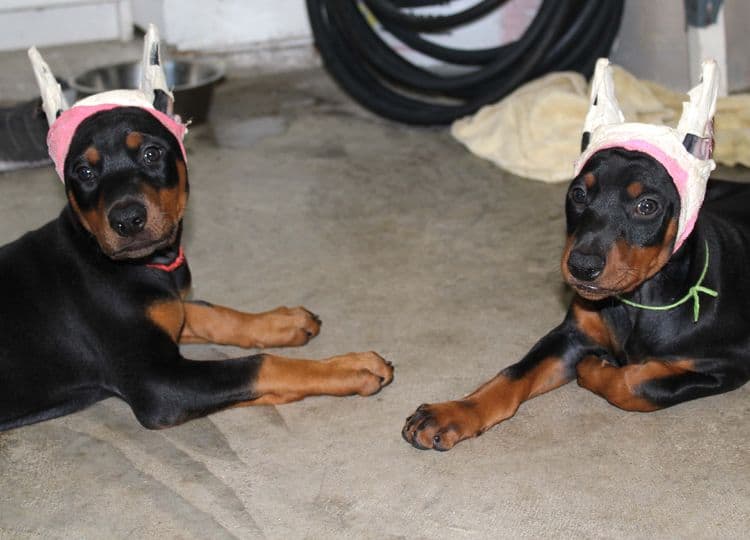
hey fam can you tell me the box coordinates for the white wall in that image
[0,0,132,51]
[132,0,312,52]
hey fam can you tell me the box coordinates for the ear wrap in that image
[27,47,69,128]
[580,58,625,151]
[574,58,719,255]
[140,24,174,114]
[678,60,718,159]
[28,24,187,182]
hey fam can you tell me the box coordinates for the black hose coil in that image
[306,0,624,125]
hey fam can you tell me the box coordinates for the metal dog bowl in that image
[70,59,224,124]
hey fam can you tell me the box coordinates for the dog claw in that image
[303,308,322,326]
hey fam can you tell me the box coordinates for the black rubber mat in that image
[0,97,51,173]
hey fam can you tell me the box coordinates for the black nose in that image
[108,203,147,237]
[567,250,605,281]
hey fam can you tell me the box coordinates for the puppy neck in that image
[622,228,708,312]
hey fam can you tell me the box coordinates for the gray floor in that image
[1,42,749,539]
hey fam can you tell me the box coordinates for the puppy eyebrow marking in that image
[125,131,144,150]
[627,181,644,198]
[584,173,596,188]
[84,146,100,165]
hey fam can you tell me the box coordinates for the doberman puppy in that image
[403,147,750,451]
[0,106,393,431]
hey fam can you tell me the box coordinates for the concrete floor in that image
[1,41,749,539]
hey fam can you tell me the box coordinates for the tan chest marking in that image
[147,300,185,342]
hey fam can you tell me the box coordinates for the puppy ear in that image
[27,47,69,127]
[152,89,171,114]
[678,60,718,159]
[581,58,624,151]
[140,24,174,114]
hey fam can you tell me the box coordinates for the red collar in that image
[146,246,186,272]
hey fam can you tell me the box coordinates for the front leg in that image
[246,352,394,405]
[402,323,588,451]
[180,300,321,348]
[124,351,394,429]
[402,299,615,451]
[576,356,748,411]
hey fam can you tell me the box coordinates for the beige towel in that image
[452,66,750,182]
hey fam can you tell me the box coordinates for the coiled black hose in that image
[306,0,624,125]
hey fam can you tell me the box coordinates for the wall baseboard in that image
[176,37,320,74]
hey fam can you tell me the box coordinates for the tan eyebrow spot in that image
[125,131,144,150]
[84,146,100,165]
[583,173,596,188]
[627,181,644,198]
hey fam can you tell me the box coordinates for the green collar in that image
[617,240,718,323]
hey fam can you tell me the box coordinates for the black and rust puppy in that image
[403,148,750,451]
[0,104,393,431]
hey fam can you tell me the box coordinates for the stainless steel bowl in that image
[70,60,224,124]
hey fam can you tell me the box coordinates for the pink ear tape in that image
[47,104,187,182]
[574,139,696,253]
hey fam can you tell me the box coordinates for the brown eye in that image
[143,146,163,164]
[636,198,659,216]
[571,186,587,204]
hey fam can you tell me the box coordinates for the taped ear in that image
[678,59,718,160]
[27,47,69,128]
[140,24,174,114]
[580,58,624,151]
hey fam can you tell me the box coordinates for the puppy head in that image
[64,106,188,260]
[561,148,681,301]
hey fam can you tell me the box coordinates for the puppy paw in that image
[327,351,394,396]
[575,355,611,392]
[402,401,482,451]
[252,306,321,348]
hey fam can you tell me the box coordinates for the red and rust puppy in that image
[0,106,392,431]
[403,147,750,451]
